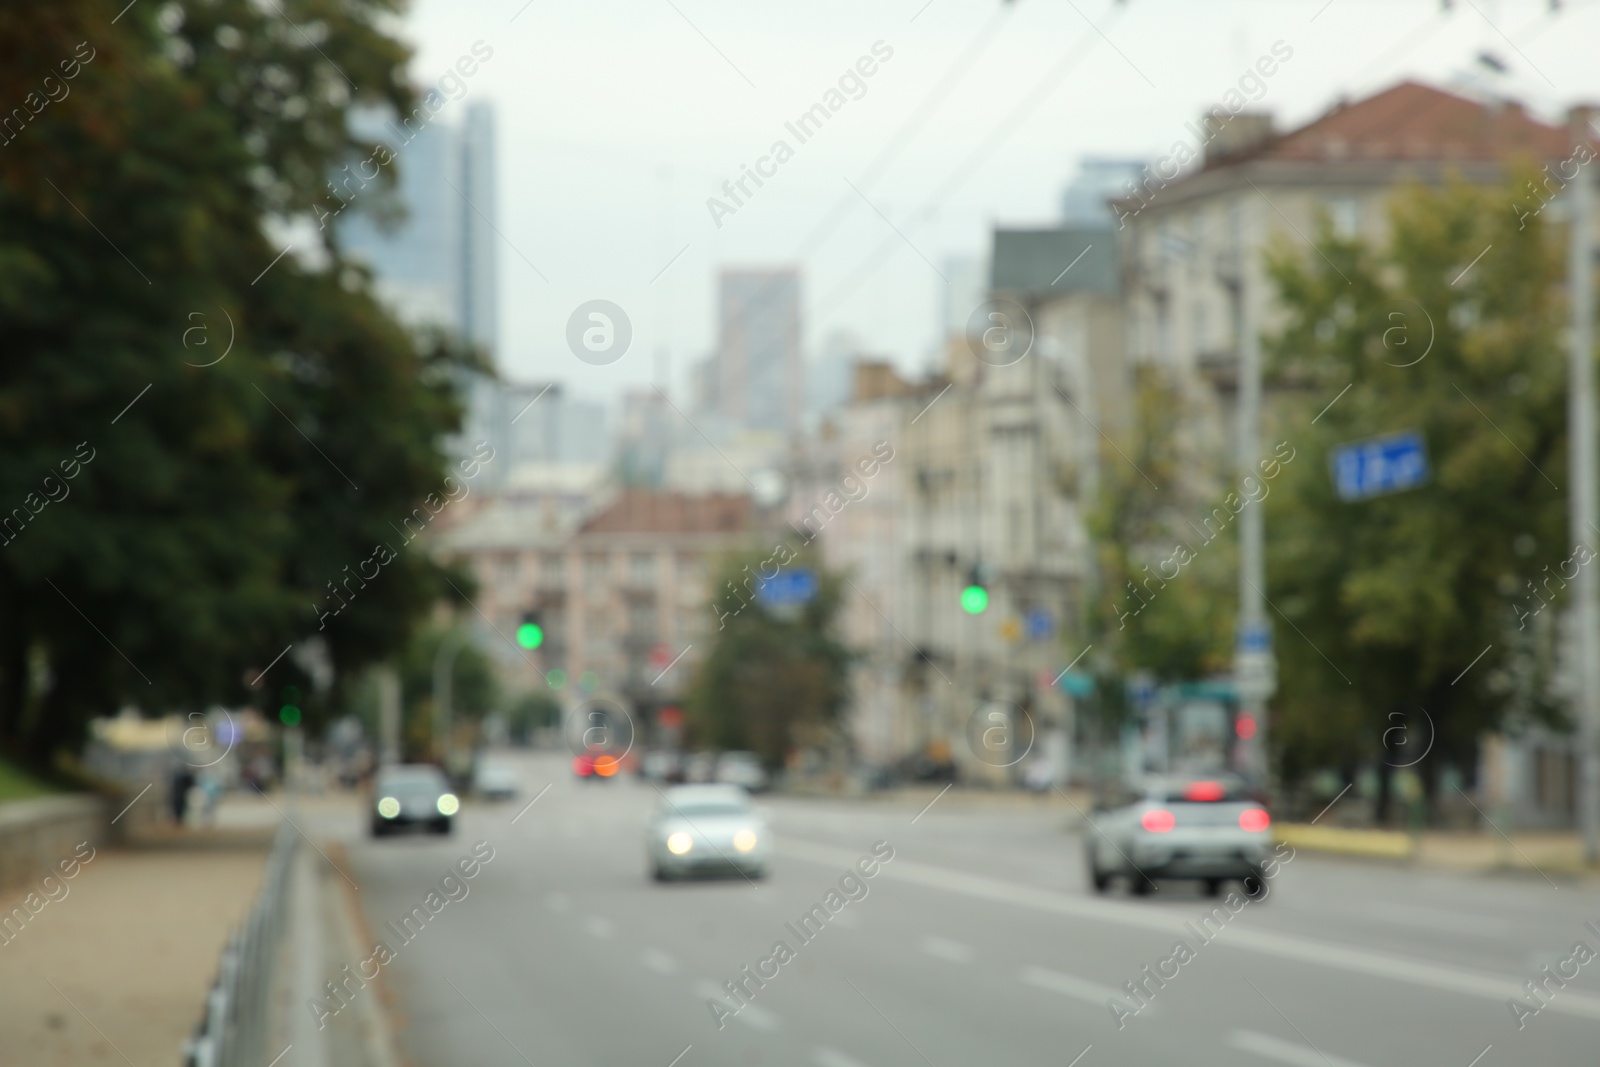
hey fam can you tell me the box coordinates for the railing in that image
[183,822,297,1067]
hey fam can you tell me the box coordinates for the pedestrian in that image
[171,765,195,825]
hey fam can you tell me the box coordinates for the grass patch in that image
[0,757,59,802]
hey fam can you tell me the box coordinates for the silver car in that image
[646,784,770,881]
[1084,775,1272,897]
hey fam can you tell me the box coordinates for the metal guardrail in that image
[183,823,297,1067]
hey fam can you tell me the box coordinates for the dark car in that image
[371,764,458,837]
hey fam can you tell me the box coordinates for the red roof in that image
[1245,81,1568,166]
[580,490,752,535]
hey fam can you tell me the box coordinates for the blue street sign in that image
[1331,430,1429,501]
[755,569,817,606]
[1237,622,1271,653]
[1025,608,1055,641]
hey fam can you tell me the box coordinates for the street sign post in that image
[1331,430,1429,501]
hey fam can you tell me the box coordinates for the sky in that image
[390,0,1599,409]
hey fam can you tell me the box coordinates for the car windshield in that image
[663,801,749,818]
[379,773,443,794]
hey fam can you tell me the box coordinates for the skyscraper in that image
[339,100,499,359]
[715,268,802,435]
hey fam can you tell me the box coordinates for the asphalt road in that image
[326,751,1600,1067]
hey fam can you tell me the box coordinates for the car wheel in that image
[1241,871,1269,901]
[436,817,452,836]
[371,821,387,838]
[1129,872,1154,896]
[1086,853,1110,894]
[651,864,668,882]
[1202,878,1223,898]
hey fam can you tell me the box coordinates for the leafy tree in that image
[686,545,854,768]
[397,624,498,761]
[505,690,561,745]
[1262,171,1572,817]
[1082,370,1237,682]
[0,1,479,770]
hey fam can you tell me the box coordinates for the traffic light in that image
[961,565,988,615]
[516,610,544,650]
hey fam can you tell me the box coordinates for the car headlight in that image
[377,797,400,819]
[666,831,693,855]
[733,829,759,853]
[437,793,460,816]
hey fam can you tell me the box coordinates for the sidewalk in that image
[0,795,275,1067]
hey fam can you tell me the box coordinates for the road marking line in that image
[773,839,1600,1021]
[642,949,678,975]
[1229,1028,1371,1067]
[693,981,778,1030]
[815,1046,871,1067]
[920,935,972,963]
[1019,965,1122,1008]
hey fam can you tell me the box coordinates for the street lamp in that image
[433,629,471,762]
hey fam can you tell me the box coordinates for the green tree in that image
[397,624,498,761]
[0,2,479,770]
[1262,171,1572,816]
[1083,370,1237,682]
[686,546,854,769]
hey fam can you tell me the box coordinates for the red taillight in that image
[1184,780,1225,801]
[572,755,594,776]
[1239,808,1270,832]
[1236,716,1257,739]
[1141,808,1175,833]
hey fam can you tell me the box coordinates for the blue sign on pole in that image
[1025,608,1055,641]
[755,569,817,607]
[1330,430,1429,501]
[1237,622,1271,653]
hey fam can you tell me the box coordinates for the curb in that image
[1274,823,1414,859]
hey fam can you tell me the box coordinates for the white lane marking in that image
[1230,1029,1372,1067]
[694,981,779,1030]
[1020,965,1124,1008]
[546,893,570,913]
[583,915,614,938]
[642,949,678,975]
[774,839,1600,1022]
[814,1046,870,1067]
[1358,901,1509,938]
[920,935,972,963]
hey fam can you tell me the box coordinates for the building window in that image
[497,554,519,584]
[584,554,611,585]
[630,552,657,585]
[540,553,565,588]
[1328,196,1359,239]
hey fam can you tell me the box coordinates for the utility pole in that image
[1224,199,1274,784]
[1568,107,1599,865]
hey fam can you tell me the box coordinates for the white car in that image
[647,784,770,881]
[473,762,519,801]
[714,750,769,793]
[1084,775,1273,898]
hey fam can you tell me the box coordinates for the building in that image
[439,487,757,732]
[340,100,499,355]
[1114,81,1570,476]
[713,268,803,436]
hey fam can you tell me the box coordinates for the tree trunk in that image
[1374,759,1394,826]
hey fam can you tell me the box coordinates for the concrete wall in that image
[0,796,107,897]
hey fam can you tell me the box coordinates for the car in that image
[1083,775,1272,898]
[639,750,683,783]
[473,761,519,801]
[371,764,458,837]
[713,750,769,792]
[573,751,622,780]
[646,784,770,881]
[682,751,716,783]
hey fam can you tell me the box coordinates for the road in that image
[321,751,1600,1066]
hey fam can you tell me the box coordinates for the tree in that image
[0,2,479,770]
[686,545,854,769]
[1082,369,1237,682]
[397,624,498,762]
[1262,171,1572,817]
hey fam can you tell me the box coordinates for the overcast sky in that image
[393,0,1597,408]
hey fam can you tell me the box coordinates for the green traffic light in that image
[960,585,989,614]
[516,622,544,649]
[279,704,301,726]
